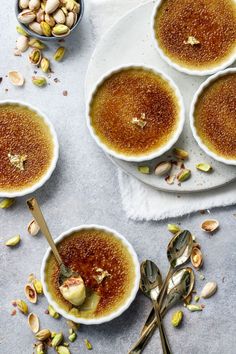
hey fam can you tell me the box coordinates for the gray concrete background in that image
[0,1,236,353]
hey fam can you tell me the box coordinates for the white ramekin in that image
[151,0,236,76]
[86,64,185,162]
[190,68,236,165]
[41,224,140,325]
[0,100,59,198]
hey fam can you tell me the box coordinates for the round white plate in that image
[85,0,236,193]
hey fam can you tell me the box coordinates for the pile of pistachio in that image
[167,222,218,327]
[17,0,80,38]
[138,147,213,185]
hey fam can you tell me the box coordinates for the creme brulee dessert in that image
[194,72,236,160]
[44,228,136,319]
[154,0,236,71]
[89,67,181,157]
[0,103,55,192]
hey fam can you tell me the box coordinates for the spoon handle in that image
[27,198,63,267]
[152,300,172,354]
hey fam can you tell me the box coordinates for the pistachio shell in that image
[24,283,38,303]
[72,1,80,14]
[53,8,66,24]
[16,35,29,52]
[173,148,189,160]
[18,9,36,24]
[28,49,41,65]
[29,0,40,10]
[66,320,79,331]
[19,0,29,9]
[201,219,219,233]
[45,13,55,27]
[155,161,172,176]
[29,21,43,35]
[40,21,52,36]
[16,299,28,314]
[165,175,175,185]
[52,24,70,37]
[28,312,40,333]
[28,219,40,236]
[191,247,203,269]
[201,282,217,299]
[45,0,60,14]
[5,235,21,247]
[36,8,45,23]
[28,38,45,50]
[8,71,25,87]
[35,329,51,341]
[65,0,75,11]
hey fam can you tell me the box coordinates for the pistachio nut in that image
[28,219,40,236]
[173,147,189,160]
[40,57,50,73]
[16,25,28,36]
[35,343,45,354]
[40,21,52,36]
[65,12,76,28]
[65,0,75,11]
[16,299,28,314]
[48,304,60,318]
[201,219,219,233]
[35,329,51,341]
[19,0,29,9]
[32,76,47,87]
[194,295,200,302]
[138,166,150,174]
[16,35,29,52]
[68,332,77,342]
[177,168,191,182]
[191,247,203,269]
[200,282,217,299]
[61,6,68,16]
[53,46,66,61]
[0,198,15,209]
[52,332,63,347]
[33,279,43,294]
[29,22,43,35]
[28,273,36,283]
[18,9,36,24]
[53,8,66,24]
[186,304,203,312]
[5,235,21,247]
[69,307,79,316]
[28,38,45,50]
[196,163,212,172]
[52,24,70,37]
[28,49,41,65]
[155,161,172,176]
[24,283,38,303]
[167,224,181,234]
[66,320,79,331]
[51,331,57,338]
[171,310,183,327]
[45,0,60,14]
[45,13,56,27]
[199,274,205,281]
[85,339,93,350]
[36,8,45,23]
[29,0,40,11]
[57,346,71,354]
[28,312,40,333]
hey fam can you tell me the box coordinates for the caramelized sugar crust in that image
[90,68,180,155]
[154,0,236,69]
[45,229,135,318]
[194,73,236,159]
[0,104,54,191]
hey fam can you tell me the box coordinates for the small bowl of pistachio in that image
[15,0,84,41]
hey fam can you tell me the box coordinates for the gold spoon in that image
[128,267,195,354]
[27,198,83,286]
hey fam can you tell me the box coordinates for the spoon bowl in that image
[167,230,193,268]
[140,260,162,300]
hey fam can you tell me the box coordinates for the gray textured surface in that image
[1,1,236,353]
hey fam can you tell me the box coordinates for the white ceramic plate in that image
[41,224,140,325]
[85,0,236,193]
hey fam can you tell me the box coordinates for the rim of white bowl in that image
[190,68,236,165]
[0,100,59,198]
[41,224,141,325]
[86,64,185,162]
[151,0,236,76]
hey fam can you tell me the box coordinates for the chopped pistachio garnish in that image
[8,153,27,171]
[196,163,212,172]
[85,339,93,350]
[186,304,204,312]
[138,166,150,174]
[184,36,200,46]
[131,117,147,128]
[93,268,111,284]
[0,198,15,209]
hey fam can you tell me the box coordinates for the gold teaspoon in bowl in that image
[140,260,172,354]
[27,197,86,306]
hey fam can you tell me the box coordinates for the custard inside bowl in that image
[0,100,59,198]
[41,225,140,325]
[190,68,236,165]
[87,65,185,162]
[152,0,236,76]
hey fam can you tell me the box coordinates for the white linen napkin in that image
[89,0,236,221]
